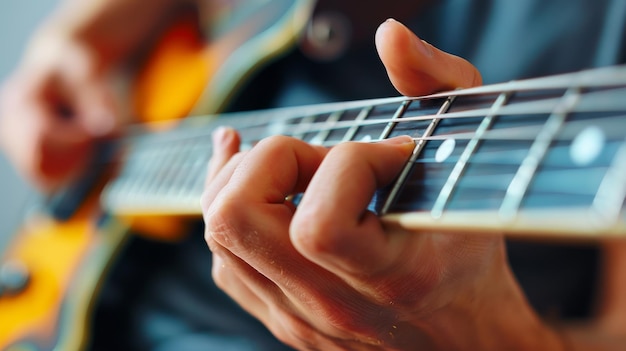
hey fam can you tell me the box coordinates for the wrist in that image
[421,258,567,351]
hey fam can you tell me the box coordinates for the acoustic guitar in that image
[1,0,625,349]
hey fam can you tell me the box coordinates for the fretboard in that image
[101,65,626,239]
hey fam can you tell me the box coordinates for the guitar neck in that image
[102,65,626,239]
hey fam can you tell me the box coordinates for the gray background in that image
[0,0,57,244]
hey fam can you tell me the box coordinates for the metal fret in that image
[292,115,316,139]
[379,100,412,140]
[499,88,581,219]
[310,110,343,145]
[99,66,626,221]
[380,96,456,215]
[173,140,211,198]
[342,106,372,142]
[431,92,510,218]
[592,138,626,223]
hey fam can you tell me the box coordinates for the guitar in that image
[1,0,626,350]
[0,0,316,349]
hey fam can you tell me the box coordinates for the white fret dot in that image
[570,126,605,166]
[359,135,372,142]
[435,139,455,163]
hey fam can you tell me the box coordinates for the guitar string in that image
[105,129,625,203]
[92,65,626,162]
[99,80,626,187]
[114,78,626,142]
[96,109,626,168]
[101,66,626,211]
[98,112,626,208]
[113,63,626,142]
[105,84,626,153]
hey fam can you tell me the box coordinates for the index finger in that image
[290,136,415,275]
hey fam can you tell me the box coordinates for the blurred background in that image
[0,0,57,245]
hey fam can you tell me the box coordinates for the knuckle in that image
[291,215,341,256]
[373,265,444,308]
[255,135,296,152]
[203,196,246,249]
[328,141,363,158]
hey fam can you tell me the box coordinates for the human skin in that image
[201,19,565,350]
[1,0,625,348]
[0,0,181,190]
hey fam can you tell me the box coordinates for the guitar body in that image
[0,1,315,349]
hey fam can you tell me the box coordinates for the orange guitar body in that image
[0,1,315,350]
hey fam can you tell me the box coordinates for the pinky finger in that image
[205,127,241,185]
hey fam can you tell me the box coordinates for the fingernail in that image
[416,39,434,58]
[381,18,433,58]
[380,135,415,145]
[212,126,233,148]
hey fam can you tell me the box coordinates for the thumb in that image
[375,19,482,96]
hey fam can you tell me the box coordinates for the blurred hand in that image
[0,30,118,191]
[201,19,563,350]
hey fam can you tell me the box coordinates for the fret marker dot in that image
[570,126,605,166]
[360,135,372,142]
[435,139,455,163]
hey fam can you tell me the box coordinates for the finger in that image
[290,136,415,276]
[205,126,240,186]
[201,151,246,222]
[204,136,326,257]
[208,240,271,323]
[216,136,328,205]
[209,239,350,350]
[203,137,392,337]
[375,18,482,96]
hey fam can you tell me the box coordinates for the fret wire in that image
[122,65,626,144]
[123,64,626,144]
[251,85,625,138]
[105,155,614,205]
[591,137,626,223]
[499,88,582,220]
[120,97,626,152]
[342,106,372,142]
[174,144,211,198]
[433,167,609,196]
[155,143,188,197]
[379,100,412,140]
[94,111,626,173]
[381,96,456,215]
[423,65,626,100]
[423,116,625,142]
[310,110,343,145]
[101,66,626,215]
[120,85,626,150]
[291,114,316,139]
[431,92,511,218]
[107,92,621,212]
[237,112,626,149]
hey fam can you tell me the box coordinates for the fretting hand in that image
[201,19,565,350]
